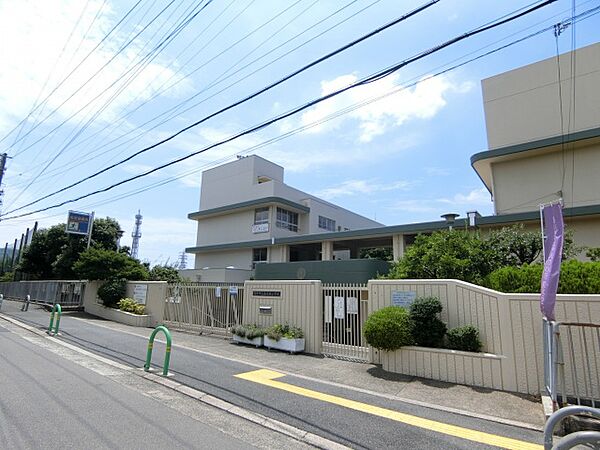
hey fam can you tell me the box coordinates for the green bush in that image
[117,298,145,315]
[485,260,600,294]
[265,324,303,341]
[446,325,482,352]
[232,324,266,339]
[409,297,447,348]
[363,306,414,351]
[98,279,126,307]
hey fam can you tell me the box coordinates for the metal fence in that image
[163,282,244,336]
[0,281,86,307]
[322,283,370,362]
[545,319,600,409]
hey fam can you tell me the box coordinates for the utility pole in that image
[0,153,7,212]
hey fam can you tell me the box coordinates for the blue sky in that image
[0,0,598,266]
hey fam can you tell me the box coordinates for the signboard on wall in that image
[66,210,92,235]
[391,291,416,308]
[133,284,148,305]
[252,223,269,233]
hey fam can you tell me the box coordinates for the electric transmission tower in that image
[131,210,142,259]
[177,251,188,269]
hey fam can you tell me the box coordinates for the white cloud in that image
[300,73,470,142]
[439,187,491,206]
[0,0,192,136]
[387,199,438,214]
[315,179,414,200]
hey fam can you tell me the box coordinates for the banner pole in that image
[87,212,95,249]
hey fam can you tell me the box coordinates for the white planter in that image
[85,302,152,327]
[264,336,305,353]
[232,334,263,347]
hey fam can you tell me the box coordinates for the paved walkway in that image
[65,311,546,430]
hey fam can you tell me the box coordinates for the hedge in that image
[485,260,600,294]
[363,306,414,351]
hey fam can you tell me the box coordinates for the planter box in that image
[232,334,263,347]
[264,336,305,353]
[85,302,152,327]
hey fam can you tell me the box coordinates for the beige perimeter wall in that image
[243,280,322,354]
[369,279,600,395]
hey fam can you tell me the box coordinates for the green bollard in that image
[47,304,62,336]
[144,325,172,377]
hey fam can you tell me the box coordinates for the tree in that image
[387,230,498,285]
[73,247,149,281]
[149,265,182,283]
[17,217,124,280]
[359,247,393,261]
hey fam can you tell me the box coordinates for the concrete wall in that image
[194,249,253,271]
[83,281,167,328]
[368,279,600,395]
[482,42,600,149]
[492,141,600,214]
[243,280,322,354]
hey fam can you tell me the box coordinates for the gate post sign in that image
[66,210,95,248]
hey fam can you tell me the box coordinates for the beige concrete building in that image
[186,43,600,280]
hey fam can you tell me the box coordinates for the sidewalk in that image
[66,311,546,430]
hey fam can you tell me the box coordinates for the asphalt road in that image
[0,321,254,450]
[1,303,545,449]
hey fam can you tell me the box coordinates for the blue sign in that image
[391,291,417,308]
[66,211,92,235]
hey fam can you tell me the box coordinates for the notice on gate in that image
[215,287,222,298]
[334,296,345,319]
[133,284,148,305]
[324,296,332,323]
[346,296,358,315]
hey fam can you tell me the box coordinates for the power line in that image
[20,0,370,189]
[5,2,598,227]
[0,0,559,221]
[5,1,214,208]
[4,0,442,215]
[0,0,145,150]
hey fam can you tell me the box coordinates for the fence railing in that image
[163,282,244,336]
[0,281,86,307]
[322,283,369,361]
[545,319,600,409]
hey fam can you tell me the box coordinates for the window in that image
[254,207,269,224]
[318,215,336,231]
[276,207,298,232]
[252,247,267,268]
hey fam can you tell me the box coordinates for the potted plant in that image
[264,324,305,353]
[231,324,265,347]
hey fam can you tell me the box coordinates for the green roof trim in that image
[185,203,600,253]
[188,196,310,220]
[470,126,600,166]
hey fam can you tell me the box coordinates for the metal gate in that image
[163,282,243,336]
[322,283,370,362]
[0,280,86,307]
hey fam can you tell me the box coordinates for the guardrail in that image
[544,319,600,409]
[544,406,600,449]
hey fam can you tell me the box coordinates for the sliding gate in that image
[163,282,243,336]
[322,284,370,362]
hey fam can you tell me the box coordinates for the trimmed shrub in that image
[363,306,414,351]
[98,279,126,307]
[485,264,542,293]
[409,297,447,348]
[118,298,145,315]
[446,325,482,352]
[485,260,600,294]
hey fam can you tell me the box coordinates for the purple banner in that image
[540,204,564,321]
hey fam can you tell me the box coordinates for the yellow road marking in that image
[235,369,542,450]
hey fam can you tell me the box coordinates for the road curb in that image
[0,312,348,450]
